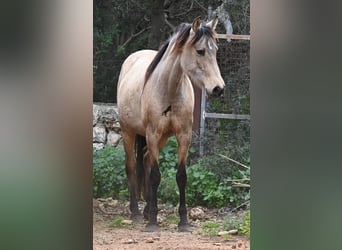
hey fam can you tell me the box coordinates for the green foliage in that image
[159,136,178,169]
[158,137,179,205]
[93,138,249,209]
[239,211,250,238]
[158,167,179,205]
[109,216,125,228]
[187,163,233,208]
[222,210,250,238]
[157,136,249,208]
[159,159,247,208]
[165,214,180,225]
[93,146,127,199]
[201,221,220,236]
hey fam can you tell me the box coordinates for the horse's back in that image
[117,50,157,135]
[118,50,157,88]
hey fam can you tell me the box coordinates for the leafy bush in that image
[158,167,179,205]
[157,136,249,208]
[239,210,250,237]
[186,163,232,208]
[159,137,178,169]
[93,146,127,199]
[93,137,249,209]
[222,210,250,237]
[159,162,246,208]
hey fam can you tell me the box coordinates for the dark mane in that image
[191,25,215,45]
[173,23,192,52]
[144,40,170,86]
[144,23,215,86]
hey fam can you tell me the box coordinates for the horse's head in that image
[178,17,225,97]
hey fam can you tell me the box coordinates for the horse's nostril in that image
[213,86,223,96]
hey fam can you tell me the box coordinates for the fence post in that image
[199,87,206,157]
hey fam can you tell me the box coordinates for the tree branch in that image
[230,199,250,212]
[172,0,194,18]
[232,182,250,188]
[119,26,151,48]
[218,154,250,169]
[164,14,175,30]
[193,0,206,11]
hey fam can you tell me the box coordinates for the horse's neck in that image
[158,54,183,100]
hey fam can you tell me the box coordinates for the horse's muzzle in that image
[212,86,224,97]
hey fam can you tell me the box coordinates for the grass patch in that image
[222,211,250,238]
[239,211,250,238]
[201,221,220,237]
[108,216,125,228]
[165,214,179,225]
[223,234,232,240]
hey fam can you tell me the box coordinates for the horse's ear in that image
[207,16,219,31]
[192,16,202,33]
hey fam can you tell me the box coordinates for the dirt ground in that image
[93,198,250,250]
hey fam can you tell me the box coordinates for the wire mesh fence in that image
[191,38,250,176]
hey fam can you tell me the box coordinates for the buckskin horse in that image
[117,17,225,232]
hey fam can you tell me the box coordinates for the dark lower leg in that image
[147,163,161,226]
[126,168,140,217]
[143,163,151,220]
[176,163,189,226]
[129,188,140,216]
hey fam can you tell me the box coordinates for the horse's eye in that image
[196,49,205,56]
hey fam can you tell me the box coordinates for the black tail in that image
[135,134,146,200]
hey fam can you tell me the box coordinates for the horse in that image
[117,17,225,232]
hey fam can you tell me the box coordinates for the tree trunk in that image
[148,0,165,49]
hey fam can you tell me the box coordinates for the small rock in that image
[106,131,121,146]
[189,207,205,220]
[110,121,121,133]
[97,198,107,202]
[145,238,154,243]
[93,143,104,151]
[213,243,222,246]
[228,229,238,235]
[122,238,136,244]
[93,125,106,143]
[108,199,119,207]
[157,215,164,224]
[98,203,106,213]
[218,231,229,236]
[122,219,133,225]
[93,105,101,126]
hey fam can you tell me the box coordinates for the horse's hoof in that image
[143,224,160,232]
[178,224,193,233]
[131,213,143,222]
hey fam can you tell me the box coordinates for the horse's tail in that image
[135,134,146,200]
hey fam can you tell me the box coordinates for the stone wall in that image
[93,103,121,150]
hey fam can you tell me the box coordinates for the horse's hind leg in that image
[122,132,141,220]
[176,131,192,232]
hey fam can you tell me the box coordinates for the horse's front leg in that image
[143,133,161,232]
[176,131,193,232]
